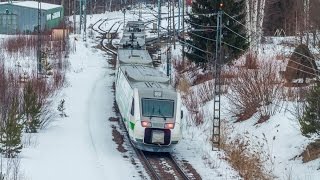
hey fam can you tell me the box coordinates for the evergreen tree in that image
[185,0,248,67]
[0,97,23,158]
[299,83,320,137]
[23,82,42,133]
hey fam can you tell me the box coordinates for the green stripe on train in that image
[129,122,135,130]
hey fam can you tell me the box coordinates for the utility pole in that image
[122,8,126,26]
[79,0,87,41]
[172,0,176,49]
[37,0,42,76]
[73,0,76,33]
[212,1,223,150]
[157,0,161,40]
[182,0,185,63]
[167,0,171,80]
[138,0,142,20]
[157,0,161,64]
[79,0,82,33]
[178,0,180,33]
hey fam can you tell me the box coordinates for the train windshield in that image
[142,98,174,118]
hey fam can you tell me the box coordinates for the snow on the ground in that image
[0,4,318,180]
[20,36,141,180]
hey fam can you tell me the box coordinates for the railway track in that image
[117,114,191,180]
[99,16,199,180]
[91,19,120,55]
[141,151,191,180]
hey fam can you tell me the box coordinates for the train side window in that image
[130,98,134,116]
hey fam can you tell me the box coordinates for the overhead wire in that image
[187,30,247,52]
[189,11,320,77]
[177,39,213,55]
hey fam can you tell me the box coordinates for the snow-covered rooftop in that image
[0,1,62,10]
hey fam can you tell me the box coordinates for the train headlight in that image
[165,123,175,129]
[141,121,151,128]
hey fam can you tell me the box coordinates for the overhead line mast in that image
[212,1,223,150]
[37,0,42,76]
[79,0,87,41]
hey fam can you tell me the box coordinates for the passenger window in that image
[130,98,134,116]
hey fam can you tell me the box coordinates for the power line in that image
[287,65,319,77]
[187,28,319,77]
[187,31,247,52]
[187,24,319,76]
[222,41,246,52]
[224,25,248,41]
[188,21,217,29]
[177,39,213,55]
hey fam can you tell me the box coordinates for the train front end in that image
[132,89,182,152]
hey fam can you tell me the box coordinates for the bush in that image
[284,44,317,83]
[218,123,274,180]
[299,83,320,136]
[227,61,283,122]
[245,52,258,69]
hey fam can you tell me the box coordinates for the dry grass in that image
[176,76,191,95]
[282,86,310,102]
[197,80,214,105]
[223,138,273,180]
[192,72,213,85]
[301,139,320,163]
[245,52,259,69]
[275,53,286,61]
[219,123,274,180]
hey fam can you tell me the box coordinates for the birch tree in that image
[245,0,266,54]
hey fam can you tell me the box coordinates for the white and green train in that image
[115,65,182,152]
[115,20,183,152]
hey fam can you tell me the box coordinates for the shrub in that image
[284,44,317,83]
[245,52,258,69]
[299,83,320,136]
[224,137,273,180]
[220,123,274,180]
[227,61,283,122]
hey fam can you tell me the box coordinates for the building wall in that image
[0,13,18,34]
[0,3,63,34]
[45,7,64,30]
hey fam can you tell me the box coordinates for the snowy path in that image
[21,39,140,180]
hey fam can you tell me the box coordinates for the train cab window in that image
[130,98,134,116]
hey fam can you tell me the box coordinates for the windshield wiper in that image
[149,106,154,120]
[158,109,166,120]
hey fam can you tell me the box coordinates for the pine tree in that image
[185,0,248,67]
[23,82,42,133]
[0,97,23,158]
[299,83,320,137]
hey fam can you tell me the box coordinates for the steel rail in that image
[167,153,190,180]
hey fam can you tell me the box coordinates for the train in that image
[115,20,183,152]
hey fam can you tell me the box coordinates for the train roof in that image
[119,35,145,49]
[124,21,145,33]
[120,65,172,89]
[117,49,153,65]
